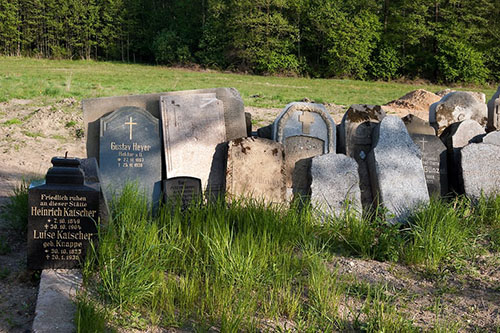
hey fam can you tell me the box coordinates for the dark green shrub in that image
[152,30,192,65]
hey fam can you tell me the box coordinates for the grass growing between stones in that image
[77,186,500,332]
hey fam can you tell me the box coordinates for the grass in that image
[0,56,496,108]
[1,179,30,234]
[73,185,500,332]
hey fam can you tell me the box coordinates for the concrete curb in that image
[32,269,82,333]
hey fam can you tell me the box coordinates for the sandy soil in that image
[0,93,499,332]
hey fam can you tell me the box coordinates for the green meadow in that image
[0,57,496,108]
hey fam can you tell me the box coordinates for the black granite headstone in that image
[28,157,100,269]
[99,106,162,206]
[164,177,202,209]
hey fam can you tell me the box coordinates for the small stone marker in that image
[28,158,99,269]
[461,143,500,200]
[272,102,336,197]
[310,153,361,218]
[440,119,486,193]
[99,106,162,206]
[403,114,448,196]
[338,104,386,211]
[164,177,202,209]
[429,91,488,135]
[161,94,226,198]
[226,137,286,203]
[367,116,429,223]
[482,131,500,146]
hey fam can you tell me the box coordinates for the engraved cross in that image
[419,137,427,153]
[125,116,137,140]
[298,111,315,134]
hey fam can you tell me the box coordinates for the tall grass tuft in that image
[1,179,30,234]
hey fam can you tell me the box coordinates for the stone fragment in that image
[99,106,162,206]
[439,119,486,193]
[161,94,226,198]
[272,102,336,198]
[436,89,486,103]
[461,143,500,200]
[429,91,488,134]
[367,116,429,223]
[310,153,361,218]
[487,86,500,131]
[482,131,500,146]
[338,104,385,211]
[226,137,286,203]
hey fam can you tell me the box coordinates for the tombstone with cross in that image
[272,102,336,199]
[99,106,162,206]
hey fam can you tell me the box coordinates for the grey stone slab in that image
[367,116,429,223]
[161,94,226,198]
[78,157,110,221]
[403,114,436,136]
[32,269,81,333]
[226,137,286,203]
[99,106,162,206]
[310,153,361,218]
[338,104,386,212]
[483,131,500,146]
[164,176,202,209]
[440,119,486,193]
[83,88,246,159]
[429,91,488,135]
[272,102,336,198]
[487,86,500,131]
[410,134,448,197]
[461,143,500,200]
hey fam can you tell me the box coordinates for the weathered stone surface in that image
[429,91,488,134]
[310,153,361,217]
[272,102,336,198]
[83,88,246,159]
[461,143,500,200]
[99,106,162,205]
[226,137,286,203]
[439,119,486,193]
[161,94,226,198]
[367,116,429,223]
[436,89,486,103]
[482,131,500,146]
[402,114,436,135]
[487,87,500,131]
[338,104,386,211]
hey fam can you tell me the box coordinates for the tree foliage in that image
[0,0,498,83]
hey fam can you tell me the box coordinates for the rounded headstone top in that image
[440,119,486,148]
[482,131,500,146]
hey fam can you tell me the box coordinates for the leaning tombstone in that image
[429,91,488,135]
[439,119,486,193]
[338,104,385,211]
[461,143,500,200]
[367,116,429,223]
[99,106,162,207]
[164,177,202,210]
[403,114,448,196]
[272,102,336,199]
[482,131,500,146]
[28,157,99,269]
[487,87,500,131]
[310,153,361,219]
[161,94,226,199]
[226,137,286,204]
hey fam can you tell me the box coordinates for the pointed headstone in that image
[161,94,226,198]
[226,137,286,203]
[338,104,386,211]
[367,116,429,223]
[99,106,162,206]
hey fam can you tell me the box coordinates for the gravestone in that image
[482,131,500,146]
[83,88,246,160]
[367,116,429,223]
[487,91,500,131]
[440,119,486,193]
[272,102,336,198]
[338,104,386,211]
[226,137,286,203]
[429,91,488,135]
[28,158,99,269]
[78,157,110,221]
[403,114,448,196]
[310,153,361,218]
[99,106,162,206]
[461,143,500,200]
[161,94,226,198]
[164,177,202,209]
